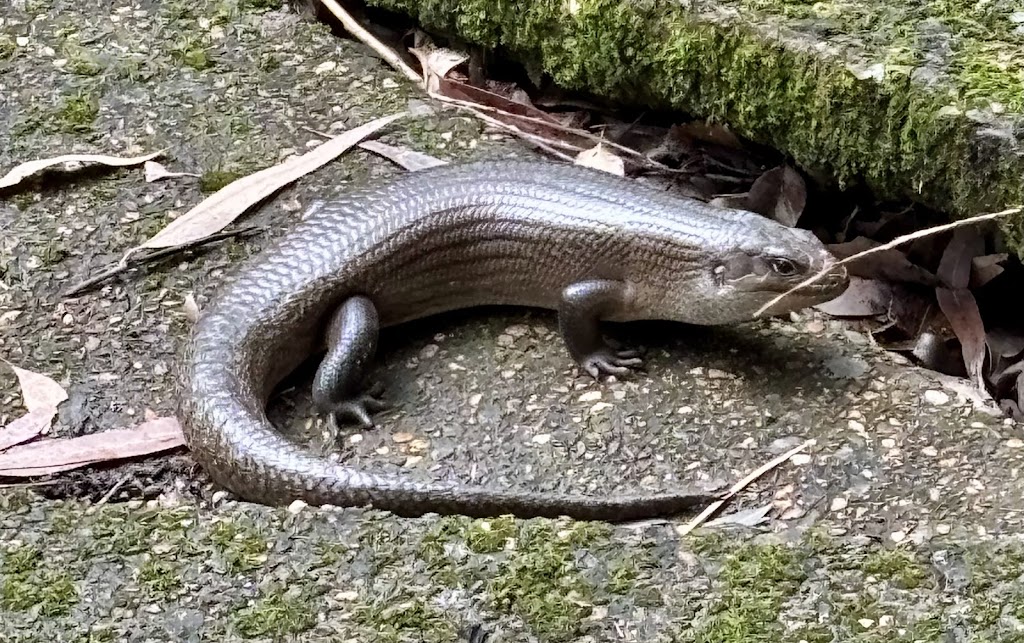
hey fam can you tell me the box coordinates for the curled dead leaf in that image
[745,165,807,227]
[0,151,164,189]
[574,144,625,176]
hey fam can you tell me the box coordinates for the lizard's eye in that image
[769,257,799,276]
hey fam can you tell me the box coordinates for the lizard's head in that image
[706,216,849,322]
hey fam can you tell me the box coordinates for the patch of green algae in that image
[366,0,1024,255]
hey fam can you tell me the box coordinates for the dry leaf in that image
[0,151,164,189]
[814,277,892,317]
[574,144,625,176]
[0,408,54,452]
[971,253,1007,288]
[745,165,807,227]
[0,417,185,477]
[705,503,773,527]
[937,227,984,289]
[828,237,939,287]
[986,328,1024,359]
[936,287,988,394]
[359,140,448,171]
[2,360,68,412]
[408,44,469,93]
[134,112,406,251]
[671,121,743,149]
[145,160,200,183]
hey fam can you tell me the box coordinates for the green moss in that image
[199,169,245,192]
[2,544,43,576]
[171,35,215,71]
[353,592,457,643]
[861,548,930,590]
[137,557,182,596]
[692,543,807,642]
[952,40,1024,112]
[365,0,1024,256]
[0,34,15,60]
[210,519,269,574]
[88,505,192,557]
[231,587,317,638]
[62,43,103,77]
[0,544,79,617]
[785,624,834,643]
[312,541,352,568]
[55,90,100,133]
[465,515,517,553]
[240,0,285,10]
[487,520,610,642]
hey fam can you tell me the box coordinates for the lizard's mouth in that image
[757,260,850,317]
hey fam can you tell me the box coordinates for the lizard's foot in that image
[579,346,644,379]
[326,382,388,432]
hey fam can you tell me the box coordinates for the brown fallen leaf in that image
[0,408,54,452]
[936,287,988,394]
[828,237,940,287]
[408,42,469,93]
[358,140,448,171]
[574,144,625,176]
[971,253,1008,288]
[745,165,807,227]
[133,112,406,252]
[937,227,985,289]
[986,328,1024,360]
[813,277,892,317]
[670,121,743,149]
[0,151,164,189]
[2,360,68,412]
[0,417,185,477]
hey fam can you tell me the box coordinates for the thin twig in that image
[754,206,1022,318]
[676,439,812,536]
[65,226,262,297]
[317,0,421,83]
[85,472,132,515]
[427,92,685,173]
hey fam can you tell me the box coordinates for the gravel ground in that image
[2,1,1023,642]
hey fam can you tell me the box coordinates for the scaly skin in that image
[177,160,848,520]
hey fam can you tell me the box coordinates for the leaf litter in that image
[8,1,1024,497]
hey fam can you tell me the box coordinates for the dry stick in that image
[65,226,262,297]
[447,103,581,163]
[754,206,1023,319]
[676,439,812,536]
[316,1,680,173]
[84,472,132,515]
[317,0,421,83]
[428,92,684,173]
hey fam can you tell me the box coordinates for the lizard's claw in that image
[327,382,388,432]
[580,347,644,379]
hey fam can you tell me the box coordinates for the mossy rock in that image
[363,0,1024,255]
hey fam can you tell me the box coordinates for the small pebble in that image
[287,499,307,514]
[830,497,848,511]
[924,389,949,405]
